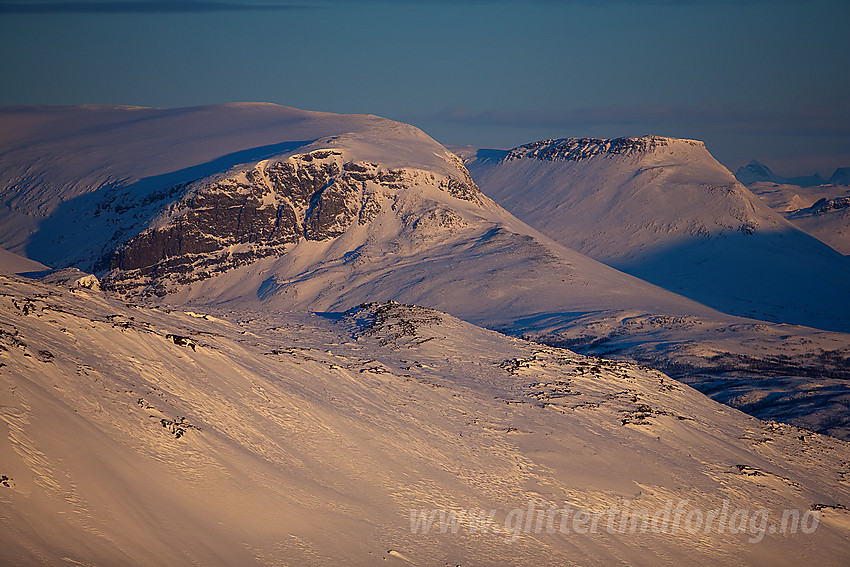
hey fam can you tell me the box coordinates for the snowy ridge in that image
[1,274,849,565]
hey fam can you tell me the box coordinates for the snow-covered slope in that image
[509,308,850,440]
[748,182,850,255]
[2,273,849,566]
[464,137,850,332]
[746,182,848,212]
[785,196,850,256]
[3,106,849,438]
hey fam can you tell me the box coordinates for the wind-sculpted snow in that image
[2,274,850,565]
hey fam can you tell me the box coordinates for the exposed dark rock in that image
[504,136,697,163]
[805,197,850,215]
[303,175,361,241]
[166,334,196,350]
[102,148,482,295]
[159,416,199,439]
[346,302,444,347]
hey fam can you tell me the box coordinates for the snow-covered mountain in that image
[734,160,850,254]
[830,168,850,186]
[0,103,428,254]
[735,160,827,187]
[2,105,849,438]
[463,136,850,333]
[0,106,715,320]
[2,272,849,565]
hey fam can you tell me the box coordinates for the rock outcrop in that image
[104,147,480,295]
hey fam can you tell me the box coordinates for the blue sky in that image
[1,0,848,176]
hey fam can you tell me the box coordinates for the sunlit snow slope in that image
[2,274,850,566]
[0,248,47,274]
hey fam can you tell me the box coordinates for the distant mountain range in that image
[735,159,850,187]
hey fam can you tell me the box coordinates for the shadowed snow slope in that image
[0,248,48,274]
[1,274,849,566]
[464,137,850,333]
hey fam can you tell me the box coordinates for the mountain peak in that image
[829,167,850,186]
[465,134,850,333]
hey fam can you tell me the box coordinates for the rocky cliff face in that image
[503,136,702,163]
[104,147,481,295]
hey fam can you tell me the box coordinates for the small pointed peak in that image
[829,167,850,185]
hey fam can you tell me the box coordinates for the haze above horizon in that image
[1,0,848,177]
